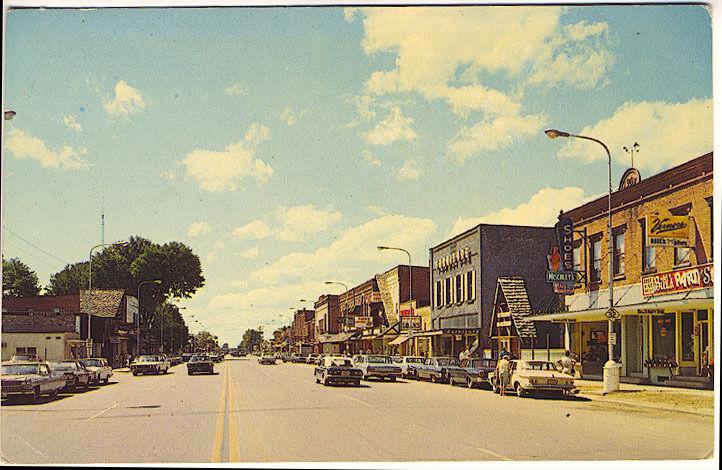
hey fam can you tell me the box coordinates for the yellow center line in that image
[227,371,240,462]
[211,363,228,462]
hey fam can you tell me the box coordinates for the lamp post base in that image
[603,360,622,394]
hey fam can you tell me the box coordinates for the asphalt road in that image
[0,357,715,464]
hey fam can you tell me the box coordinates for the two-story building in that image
[529,153,713,388]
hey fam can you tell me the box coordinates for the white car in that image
[80,358,113,384]
[500,360,576,398]
[394,356,426,378]
[130,355,170,375]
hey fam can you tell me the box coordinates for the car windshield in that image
[190,356,210,362]
[11,355,34,361]
[522,361,559,371]
[82,359,103,367]
[437,358,459,366]
[405,357,425,364]
[328,358,352,367]
[367,356,391,364]
[135,355,160,362]
[2,364,42,375]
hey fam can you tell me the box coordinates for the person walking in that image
[558,350,576,376]
[497,354,511,396]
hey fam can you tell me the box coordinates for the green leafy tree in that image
[193,330,219,352]
[241,329,264,352]
[45,261,89,295]
[2,257,41,297]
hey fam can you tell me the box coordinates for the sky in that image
[1,2,713,346]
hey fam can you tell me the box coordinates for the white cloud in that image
[225,82,248,96]
[557,99,712,172]
[448,187,595,237]
[103,80,147,116]
[62,115,82,132]
[280,107,307,126]
[446,113,547,163]
[232,220,271,240]
[187,221,213,237]
[395,160,423,180]
[182,124,273,192]
[240,246,261,259]
[363,106,418,145]
[246,213,437,286]
[160,171,178,180]
[362,150,382,166]
[4,128,89,170]
[275,205,342,243]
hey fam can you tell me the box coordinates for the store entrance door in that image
[697,310,710,375]
[625,316,643,375]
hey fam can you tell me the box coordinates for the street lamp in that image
[545,128,619,393]
[325,281,350,332]
[87,240,128,358]
[378,245,414,356]
[136,279,162,355]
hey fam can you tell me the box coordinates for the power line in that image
[2,226,69,265]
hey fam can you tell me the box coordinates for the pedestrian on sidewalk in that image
[558,350,576,376]
[497,354,511,396]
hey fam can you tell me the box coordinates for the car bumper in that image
[131,366,160,374]
[188,365,213,373]
[1,385,34,397]
[367,370,402,378]
[525,383,575,391]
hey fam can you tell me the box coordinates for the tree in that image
[193,330,219,352]
[2,257,40,297]
[241,329,263,352]
[45,261,89,295]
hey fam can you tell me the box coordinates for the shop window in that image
[652,314,676,360]
[573,243,581,272]
[466,270,475,302]
[640,218,656,272]
[590,236,602,283]
[680,312,695,362]
[613,229,625,276]
[455,273,463,304]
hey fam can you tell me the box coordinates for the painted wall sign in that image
[645,214,690,247]
[354,316,373,329]
[619,167,641,190]
[401,316,422,331]
[435,247,473,273]
[641,263,713,297]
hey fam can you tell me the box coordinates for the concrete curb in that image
[579,393,714,417]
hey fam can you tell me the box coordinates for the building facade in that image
[530,153,713,387]
[429,224,559,358]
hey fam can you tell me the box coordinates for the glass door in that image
[696,310,710,375]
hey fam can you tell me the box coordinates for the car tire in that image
[49,389,59,400]
[515,382,526,398]
[362,374,368,381]
[354,380,361,387]
[315,377,320,384]
[467,377,475,389]
[103,377,110,384]
[132,371,138,376]
[31,387,40,404]
[323,377,330,386]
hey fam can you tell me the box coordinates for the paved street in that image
[0,357,714,464]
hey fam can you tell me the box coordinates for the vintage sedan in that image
[79,358,113,385]
[48,360,92,391]
[130,355,170,375]
[314,356,362,386]
[306,353,320,364]
[290,354,306,363]
[353,355,402,381]
[1,361,66,403]
[415,357,460,383]
[492,360,576,398]
[448,358,497,389]
[258,353,277,365]
[395,356,426,379]
[187,354,214,375]
[9,354,41,362]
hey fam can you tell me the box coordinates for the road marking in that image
[227,373,241,462]
[83,402,119,421]
[211,363,228,463]
[339,393,374,408]
[476,447,512,461]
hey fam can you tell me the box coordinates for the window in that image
[613,230,625,276]
[680,312,694,362]
[590,237,602,282]
[455,274,463,304]
[435,280,442,308]
[640,218,656,271]
[466,271,475,302]
[573,243,581,272]
[444,278,452,306]
[652,314,676,359]
[674,246,692,267]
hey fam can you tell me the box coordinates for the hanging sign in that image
[645,214,690,247]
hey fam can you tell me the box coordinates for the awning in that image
[411,329,444,337]
[320,331,360,343]
[388,335,411,346]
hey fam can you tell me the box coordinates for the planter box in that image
[649,366,674,384]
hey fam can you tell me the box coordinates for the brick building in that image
[313,294,340,353]
[291,308,315,348]
[529,153,713,387]
[1,311,80,361]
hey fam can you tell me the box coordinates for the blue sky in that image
[2,4,712,345]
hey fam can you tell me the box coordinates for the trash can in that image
[603,360,622,394]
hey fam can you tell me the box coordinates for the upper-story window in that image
[670,203,693,267]
[444,278,452,306]
[455,273,463,304]
[613,229,625,277]
[640,218,656,272]
[466,270,475,302]
[590,236,602,283]
[435,280,443,308]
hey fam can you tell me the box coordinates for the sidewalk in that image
[575,379,715,417]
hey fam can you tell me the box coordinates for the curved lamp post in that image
[545,128,619,393]
[87,241,128,358]
[325,281,350,332]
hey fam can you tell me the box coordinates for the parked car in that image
[187,354,214,375]
[181,353,194,362]
[290,354,306,363]
[1,361,66,403]
[79,358,113,385]
[395,356,426,379]
[48,360,92,391]
[130,355,170,375]
[490,360,576,398]
[258,353,277,365]
[9,354,41,362]
[415,357,460,383]
[448,358,497,389]
[210,353,224,363]
[353,355,402,381]
[168,355,182,367]
[306,353,320,364]
[314,356,363,386]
